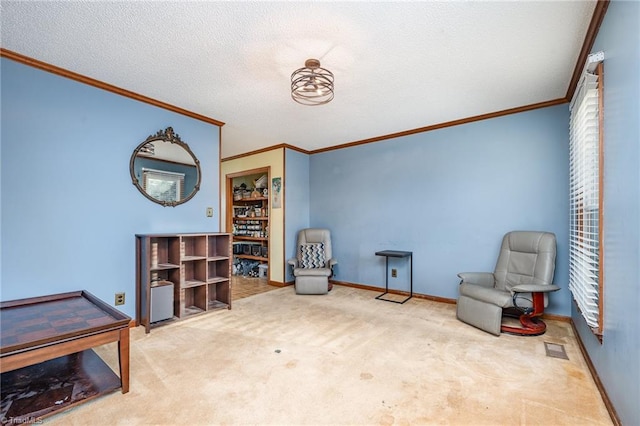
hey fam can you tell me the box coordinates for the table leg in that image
[410,254,413,298]
[118,327,130,394]
[385,256,389,292]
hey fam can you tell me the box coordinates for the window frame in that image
[142,167,185,203]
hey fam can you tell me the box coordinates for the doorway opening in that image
[226,167,278,300]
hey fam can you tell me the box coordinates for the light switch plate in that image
[206,207,213,217]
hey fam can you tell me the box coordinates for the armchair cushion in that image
[457,272,495,287]
[294,267,332,277]
[459,283,513,308]
[298,242,326,268]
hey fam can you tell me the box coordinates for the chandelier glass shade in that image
[291,59,334,106]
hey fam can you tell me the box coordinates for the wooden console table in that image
[0,290,131,421]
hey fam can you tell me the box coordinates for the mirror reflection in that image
[130,127,201,207]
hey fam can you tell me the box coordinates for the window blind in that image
[568,52,603,331]
[142,168,185,203]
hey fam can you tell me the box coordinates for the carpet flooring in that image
[47,285,611,425]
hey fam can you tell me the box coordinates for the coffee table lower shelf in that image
[0,349,121,422]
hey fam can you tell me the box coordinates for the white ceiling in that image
[1,1,596,158]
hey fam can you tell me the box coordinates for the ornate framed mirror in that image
[129,127,201,207]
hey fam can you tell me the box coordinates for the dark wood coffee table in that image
[1,290,131,421]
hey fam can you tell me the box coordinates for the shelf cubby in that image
[181,259,206,288]
[207,259,230,283]
[208,234,231,258]
[179,285,207,318]
[181,235,207,258]
[208,282,230,311]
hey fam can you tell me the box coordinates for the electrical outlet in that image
[206,207,213,217]
[115,292,126,306]
[391,268,397,278]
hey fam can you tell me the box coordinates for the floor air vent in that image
[544,342,569,360]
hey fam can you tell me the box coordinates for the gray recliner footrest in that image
[457,295,503,336]
[295,276,329,295]
[459,283,512,308]
[293,267,332,277]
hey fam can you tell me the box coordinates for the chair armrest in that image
[328,258,337,277]
[287,258,298,268]
[457,272,495,287]
[511,284,560,293]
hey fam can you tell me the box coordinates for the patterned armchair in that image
[287,228,337,295]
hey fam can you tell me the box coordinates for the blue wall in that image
[573,1,640,424]
[310,105,570,315]
[284,148,310,282]
[0,58,221,318]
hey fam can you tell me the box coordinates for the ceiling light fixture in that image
[291,59,334,106]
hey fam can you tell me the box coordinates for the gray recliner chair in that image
[457,231,559,336]
[287,228,337,295]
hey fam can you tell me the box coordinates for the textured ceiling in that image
[1,1,596,158]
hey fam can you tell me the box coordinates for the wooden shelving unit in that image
[135,232,232,333]
[226,168,270,279]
